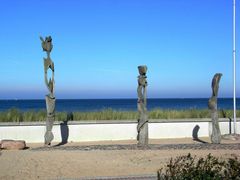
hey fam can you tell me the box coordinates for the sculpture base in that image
[45,95,55,146]
[210,110,221,144]
[44,115,55,146]
[137,122,148,145]
[44,116,54,145]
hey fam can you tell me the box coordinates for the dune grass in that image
[0,108,239,123]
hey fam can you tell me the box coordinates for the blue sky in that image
[0,0,239,99]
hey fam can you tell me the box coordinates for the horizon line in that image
[0,97,239,101]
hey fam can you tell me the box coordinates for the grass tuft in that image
[0,108,239,122]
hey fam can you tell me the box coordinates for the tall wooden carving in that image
[137,65,148,145]
[208,73,222,144]
[40,36,55,146]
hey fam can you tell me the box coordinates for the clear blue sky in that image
[0,0,239,99]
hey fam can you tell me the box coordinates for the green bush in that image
[158,153,240,180]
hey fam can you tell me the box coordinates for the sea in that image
[0,98,239,112]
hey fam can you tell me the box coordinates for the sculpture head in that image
[138,65,148,87]
[40,36,53,53]
[212,73,222,97]
[138,65,147,76]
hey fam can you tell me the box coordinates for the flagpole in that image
[233,0,237,134]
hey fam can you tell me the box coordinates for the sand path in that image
[0,138,239,180]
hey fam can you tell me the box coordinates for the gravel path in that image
[32,143,240,151]
[58,174,158,180]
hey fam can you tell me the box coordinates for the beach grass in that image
[0,108,239,122]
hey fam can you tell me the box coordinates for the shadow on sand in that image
[192,125,208,144]
[54,120,69,147]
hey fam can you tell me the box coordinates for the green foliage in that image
[149,109,210,119]
[0,108,239,122]
[158,153,240,180]
[22,110,46,122]
[0,108,23,122]
[224,156,240,179]
[72,109,138,120]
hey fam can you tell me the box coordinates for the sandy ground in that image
[0,137,239,180]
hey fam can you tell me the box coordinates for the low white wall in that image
[0,126,45,143]
[0,119,239,143]
[149,122,209,139]
[67,123,137,142]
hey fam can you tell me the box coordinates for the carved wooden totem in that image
[208,73,222,144]
[137,65,148,145]
[40,36,55,146]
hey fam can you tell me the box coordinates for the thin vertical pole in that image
[233,0,237,134]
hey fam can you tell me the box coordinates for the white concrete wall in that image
[67,124,137,142]
[149,122,209,139]
[0,126,45,143]
[0,119,239,143]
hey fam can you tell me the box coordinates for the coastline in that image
[0,98,239,112]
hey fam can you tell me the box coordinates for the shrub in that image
[158,153,240,180]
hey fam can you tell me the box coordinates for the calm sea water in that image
[0,98,238,112]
